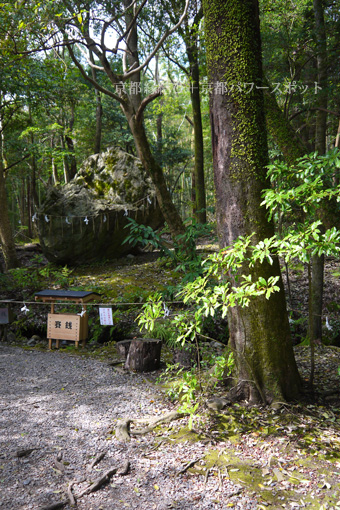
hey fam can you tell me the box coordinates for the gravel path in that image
[0,345,258,510]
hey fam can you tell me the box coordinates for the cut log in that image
[116,339,132,359]
[124,338,162,372]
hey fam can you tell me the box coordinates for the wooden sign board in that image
[47,313,88,341]
[0,307,12,325]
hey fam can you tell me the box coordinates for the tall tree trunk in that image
[203,0,300,404]
[126,112,185,238]
[155,55,163,164]
[89,49,102,154]
[61,135,70,183]
[28,107,39,208]
[187,43,206,224]
[0,170,20,270]
[120,0,185,239]
[310,0,328,346]
[65,104,77,179]
[0,155,20,270]
[27,178,32,238]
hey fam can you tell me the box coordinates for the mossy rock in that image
[37,147,163,265]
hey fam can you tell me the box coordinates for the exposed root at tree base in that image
[115,410,186,441]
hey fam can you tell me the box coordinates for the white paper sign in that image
[99,307,114,326]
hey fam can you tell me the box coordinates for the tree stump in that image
[124,338,162,372]
[116,340,132,359]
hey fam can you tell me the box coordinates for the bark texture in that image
[124,339,162,372]
[187,42,206,224]
[310,0,328,346]
[0,163,20,270]
[203,0,301,403]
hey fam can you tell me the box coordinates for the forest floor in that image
[1,243,340,509]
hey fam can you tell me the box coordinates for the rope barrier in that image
[0,299,184,307]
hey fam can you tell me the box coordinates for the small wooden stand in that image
[35,290,100,349]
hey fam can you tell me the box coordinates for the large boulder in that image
[37,148,163,265]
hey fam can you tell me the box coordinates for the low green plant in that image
[157,364,200,429]
[144,320,177,347]
[122,218,172,256]
[208,351,234,381]
[123,217,216,287]
[157,348,234,429]
[4,263,73,298]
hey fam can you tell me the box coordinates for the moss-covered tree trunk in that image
[203,0,301,403]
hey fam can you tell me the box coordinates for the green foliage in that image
[208,351,234,381]
[3,260,73,298]
[263,149,340,221]
[157,348,234,429]
[123,218,172,257]
[137,292,165,333]
[158,364,200,429]
[143,320,178,348]
[123,217,216,290]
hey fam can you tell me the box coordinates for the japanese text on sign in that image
[99,307,114,326]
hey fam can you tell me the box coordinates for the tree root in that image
[178,457,203,475]
[88,450,107,470]
[116,411,185,441]
[116,418,132,441]
[77,466,119,498]
[38,502,68,510]
[67,481,76,507]
[37,458,129,510]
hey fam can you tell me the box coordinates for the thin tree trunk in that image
[203,0,301,404]
[65,104,77,179]
[155,55,163,164]
[121,0,186,239]
[61,135,70,183]
[0,159,20,270]
[27,178,32,238]
[127,114,185,238]
[310,0,328,345]
[187,44,206,224]
[89,50,102,154]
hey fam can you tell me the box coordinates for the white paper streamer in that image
[163,302,170,318]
